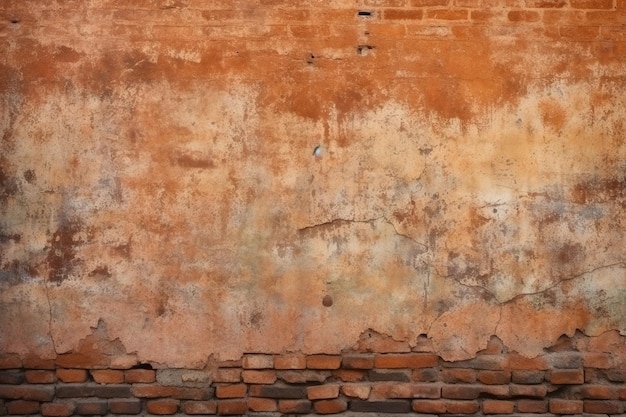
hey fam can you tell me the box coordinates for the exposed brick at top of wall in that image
[1,0,624,45]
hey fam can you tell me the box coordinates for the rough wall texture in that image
[0,1,625,413]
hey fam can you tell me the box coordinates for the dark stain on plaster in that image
[172,152,215,169]
[54,45,82,63]
[23,169,36,184]
[45,218,87,283]
[0,165,21,203]
[0,259,37,285]
[89,265,112,279]
[571,176,625,205]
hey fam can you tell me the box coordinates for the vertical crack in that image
[43,278,59,355]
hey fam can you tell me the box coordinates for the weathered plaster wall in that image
[1,0,625,368]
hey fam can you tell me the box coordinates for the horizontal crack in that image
[298,216,428,250]
[432,261,626,305]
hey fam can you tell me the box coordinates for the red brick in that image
[109,398,141,414]
[506,354,548,370]
[7,400,40,415]
[584,400,623,414]
[0,371,24,384]
[342,354,374,369]
[517,399,548,413]
[550,369,584,384]
[560,25,600,39]
[442,355,504,370]
[543,10,586,24]
[314,398,348,414]
[370,382,440,399]
[41,402,74,417]
[411,0,449,5]
[427,9,469,20]
[307,355,341,369]
[412,399,446,413]
[57,369,88,383]
[248,397,277,412]
[278,399,311,413]
[146,399,179,415]
[124,369,155,383]
[482,399,514,414]
[213,368,241,383]
[477,370,510,384]
[242,369,276,384]
[216,383,247,399]
[307,384,340,400]
[571,0,613,7]
[620,386,626,399]
[445,400,479,413]
[0,385,55,401]
[75,400,108,415]
[512,370,545,383]
[412,367,440,382]
[384,8,423,20]
[455,0,482,6]
[55,383,131,399]
[341,383,371,399]
[508,10,541,22]
[131,384,211,400]
[332,369,367,382]
[549,352,583,369]
[526,0,567,7]
[606,368,626,382]
[510,383,548,397]
[91,369,124,384]
[24,370,56,384]
[280,370,331,383]
[274,355,306,370]
[374,353,438,369]
[441,368,476,383]
[550,399,583,414]
[580,384,615,399]
[249,384,306,399]
[242,354,273,369]
[182,400,217,415]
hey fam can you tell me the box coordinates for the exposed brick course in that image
[56,369,88,383]
[6,399,40,415]
[108,398,142,414]
[41,402,75,417]
[146,399,179,415]
[306,355,342,370]
[124,369,156,383]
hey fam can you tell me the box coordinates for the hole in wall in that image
[357,45,374,56]
[358,10,373,17]
[130,363,154,370]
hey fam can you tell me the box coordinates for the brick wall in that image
[1,332,625,415]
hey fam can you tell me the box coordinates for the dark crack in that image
[43,278,59,355]
[505,261,626,304]
[433,261,626,305]
[298,216,428,250]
